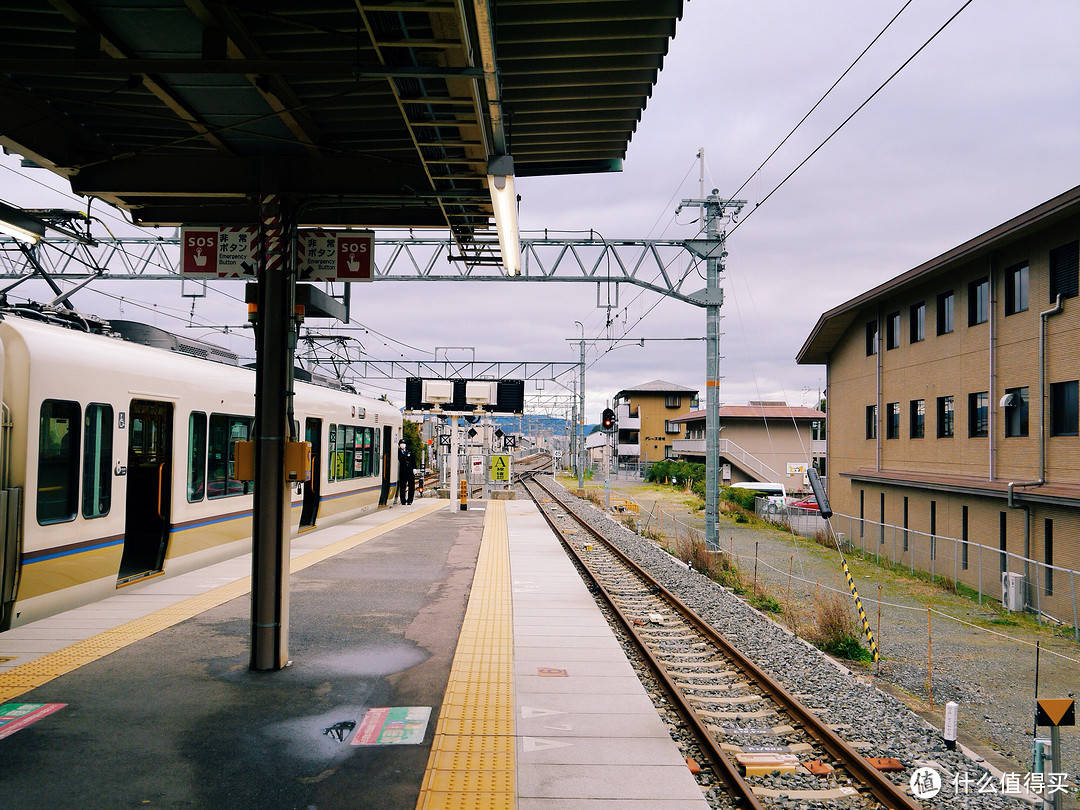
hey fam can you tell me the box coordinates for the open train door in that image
[119,399,173,584]
[379,425,392,506]
[300,418,321,528]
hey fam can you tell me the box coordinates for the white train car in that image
[0,314,403,630]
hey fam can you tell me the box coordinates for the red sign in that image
[180,229,218,275]
[336,233,374,281]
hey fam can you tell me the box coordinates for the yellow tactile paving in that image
[416,500,515,810]
[0,501,447,703]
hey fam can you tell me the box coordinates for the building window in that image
[879,492,885,545]
[929,500,937,561]
[1004,386,1029,437]
[664,394,682,408]
[886,312,900,349]
[859,489,865,538]
[865,404,877,439]
[689,395,699,408]
[936,291,954,335]
[910,399,925,438]
[1049,240,1079,302]
[999,511,1008,574]
[910,301,925,343]
[902,496,909,552]
[865,320,878,355]
[968,391,988,437]
[961,506,969,571]
[886,402,900,439]
[937,395,954,438]
[1045,519,1054,596]
[664,420,681,434]
[968,277,989,325]
[1005,263,1029,315]
[1050,380,1079,436]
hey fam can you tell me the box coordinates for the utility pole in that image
[678,169,745,552]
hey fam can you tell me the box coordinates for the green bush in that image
[721,486,757,511]
[646,460,706,489]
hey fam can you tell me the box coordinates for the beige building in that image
[612,381,698,465]
[671,403,825,492]
[798,184,1080,620]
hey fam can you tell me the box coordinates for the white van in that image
[729,482,788,513]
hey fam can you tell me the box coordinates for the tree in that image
[403,418,425,468]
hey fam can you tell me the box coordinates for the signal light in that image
[601,408,615,432]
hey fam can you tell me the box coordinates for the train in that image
[0,309,403,631]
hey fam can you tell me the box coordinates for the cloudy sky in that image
[3,0,1080,424]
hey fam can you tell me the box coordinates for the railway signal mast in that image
[677,177,745,552]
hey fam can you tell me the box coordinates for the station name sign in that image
[180,226,374,281]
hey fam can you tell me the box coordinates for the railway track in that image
[519,472,921,810]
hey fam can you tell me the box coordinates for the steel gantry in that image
[0,234,711,305]
[1,226,737,549]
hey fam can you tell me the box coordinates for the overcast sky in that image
[3,0,1080,424]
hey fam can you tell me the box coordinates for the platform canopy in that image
[0,0,683,244]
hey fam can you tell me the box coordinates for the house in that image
[797,184,1080,619]
[612,380,698,465]
[671,402,825,491]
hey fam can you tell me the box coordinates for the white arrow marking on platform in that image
[542,723,573,731]
[523,737,574,752]
[521,706,565,719]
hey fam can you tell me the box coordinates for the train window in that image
[188,412,207,502]
[208,413,253,498]
[328,423,378,481]
[38,399,81,524]
[82,403,113,518]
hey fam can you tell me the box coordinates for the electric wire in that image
[726,0,916,203]
[728,0,977,238]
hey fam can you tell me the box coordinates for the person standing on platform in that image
[397,440,416,504]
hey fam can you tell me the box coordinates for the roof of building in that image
[796,183,1080,365]
[671,404,825,423]
[615,380,698,399]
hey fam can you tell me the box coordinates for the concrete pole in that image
[578,338,586,490]
[704,195,722,551]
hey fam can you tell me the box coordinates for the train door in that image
[379,425,392,506]
[119,399,173,583]
[300,418,321,528]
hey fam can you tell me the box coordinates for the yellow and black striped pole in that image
[840,554,879,662]
[806,468,879,663]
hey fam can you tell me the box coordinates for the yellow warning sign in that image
[1036,698,1075,726]
[490,454,510,481]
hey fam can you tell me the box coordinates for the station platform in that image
[0,497,708,809]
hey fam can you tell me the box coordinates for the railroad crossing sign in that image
[490,454,510,481]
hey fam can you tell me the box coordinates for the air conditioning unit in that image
[1002,572,1026,612]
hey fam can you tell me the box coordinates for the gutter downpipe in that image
[1008,295,1063,599]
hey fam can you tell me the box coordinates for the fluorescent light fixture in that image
[487,155,520,277]
[0,201,45,244]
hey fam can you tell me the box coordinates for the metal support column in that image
[250,193,296,671]
[578,340,586,490]
[679,189,745,552]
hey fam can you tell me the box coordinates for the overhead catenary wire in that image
[728,0,976,239]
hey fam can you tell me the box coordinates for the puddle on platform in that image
[264,705,369,763]
[306,644,428,678]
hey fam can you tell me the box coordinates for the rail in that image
[523,474,920,810]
